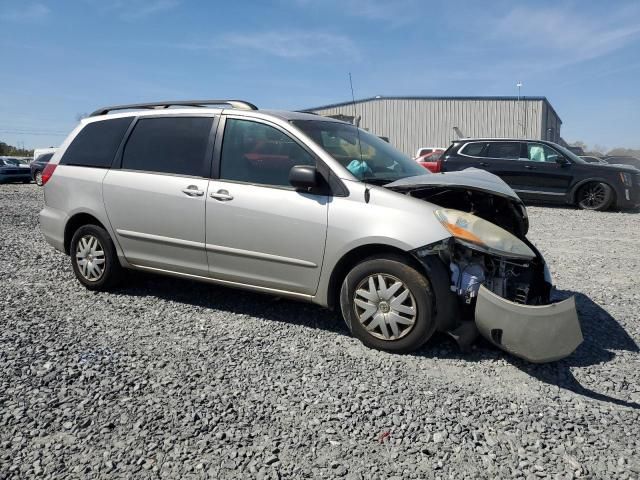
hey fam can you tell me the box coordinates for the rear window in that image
[121,117,214,177]
[460,142,487,157]
[60,117,133,168]
[36,153,53,163]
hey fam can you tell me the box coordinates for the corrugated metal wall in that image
[310,98,554,156]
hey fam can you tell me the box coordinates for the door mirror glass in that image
[289,165,318,190]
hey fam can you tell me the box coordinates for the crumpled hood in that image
[385,168,521,201]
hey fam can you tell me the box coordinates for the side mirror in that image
[289,165,318,190]
[555,156,570,166]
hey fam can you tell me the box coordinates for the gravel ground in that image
[1,184,639,479]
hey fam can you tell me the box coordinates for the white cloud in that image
[493,5,640,66]
[0,3,50,22]
[220,31,359,59]
[291,0,421,26]
[84,0,180,21]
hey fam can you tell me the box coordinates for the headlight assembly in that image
[434,208,535,260]
[619,172,633,187]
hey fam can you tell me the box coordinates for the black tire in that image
[577,182,613,210]
[70,224,123,291]
[340,255,436,353]
[34,171,43,186]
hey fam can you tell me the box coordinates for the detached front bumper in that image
[475,285,582,363]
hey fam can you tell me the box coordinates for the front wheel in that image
[577,182,613,210]
[340,256,436,353]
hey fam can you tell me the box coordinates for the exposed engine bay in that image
[386,177,582,363]
[390,185,549,308]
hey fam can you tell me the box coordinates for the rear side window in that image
[60,117,133,168]
[460,143,487,157]
[36,153,53,163]
[220,118,315,187]
[485,142,521,159]
[122,117,213,177]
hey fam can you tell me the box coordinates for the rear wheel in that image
[577,182,613,210]
[35,171,43,186]
[340,256,436,353]
[70,224,122,291]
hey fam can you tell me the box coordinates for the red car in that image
[416,149,445,172]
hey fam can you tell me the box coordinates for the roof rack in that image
[89,99,258,117]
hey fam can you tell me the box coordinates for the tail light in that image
[41,163,57,185]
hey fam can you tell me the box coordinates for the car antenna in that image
[349,72,370,203]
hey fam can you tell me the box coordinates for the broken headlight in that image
[434,208,535,260]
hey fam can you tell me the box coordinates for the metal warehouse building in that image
[304,96,562,157]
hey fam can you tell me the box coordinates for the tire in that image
[34,171,43,186]
[70,224,123,291]
[577,182,613,210]
[340,255,436,353]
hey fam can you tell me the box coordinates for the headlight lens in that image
[434,208,535,260]
[619,172,632,187]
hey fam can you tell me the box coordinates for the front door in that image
[205,117,328,295]
[103,115,216,276]
[503,142,573,202]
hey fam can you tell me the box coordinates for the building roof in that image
[305,95,562,123]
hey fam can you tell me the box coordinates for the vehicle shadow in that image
[116,271,350,335]
[418,289,640,409]
[525,202,640,214]
[117,275,639,408]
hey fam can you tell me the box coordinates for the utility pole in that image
[516,81,522,138]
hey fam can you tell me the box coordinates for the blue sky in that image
[1,0,639,150]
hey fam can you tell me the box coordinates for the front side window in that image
[292,120,425,184]
[220,118,315,187]
[122,117,213,176]
[61,117,133,168]
[485,142,521,160]
[526,143,561,163]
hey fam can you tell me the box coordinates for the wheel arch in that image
[63,212,108,255]
[568,178,617,206]
[325,243,427,311]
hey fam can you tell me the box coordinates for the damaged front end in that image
[393,178,582,363]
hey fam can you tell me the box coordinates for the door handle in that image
[210,189,234,201]
[182,185,205,197]
[479,162,489,167]
[524,165,536,170]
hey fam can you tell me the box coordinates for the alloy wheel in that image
[75,235,106,281]
[353,273,417,340]
[35,171,43,186]
[579,183,607,209]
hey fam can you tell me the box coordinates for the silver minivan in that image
[39,100,582,362]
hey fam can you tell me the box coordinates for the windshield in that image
[292,120,427,184]
[554,145,586,164]
[1,158,20,166]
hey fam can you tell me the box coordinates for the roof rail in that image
[89,99,258,117]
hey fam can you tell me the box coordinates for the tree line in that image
[0,141,34,157]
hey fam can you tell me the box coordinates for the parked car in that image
[415,146,445,158]
[0,156,32,184]
[579,155,607,164]
[440,139,640,210]
[603,156,640,170]
[31,152,55,185]
[39,100,582,363]
[416,150,444,172]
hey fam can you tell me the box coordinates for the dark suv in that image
[441,139,640,210]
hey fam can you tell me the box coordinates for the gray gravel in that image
[1,184,639,479]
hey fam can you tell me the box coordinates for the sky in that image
[1,0,639,151]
